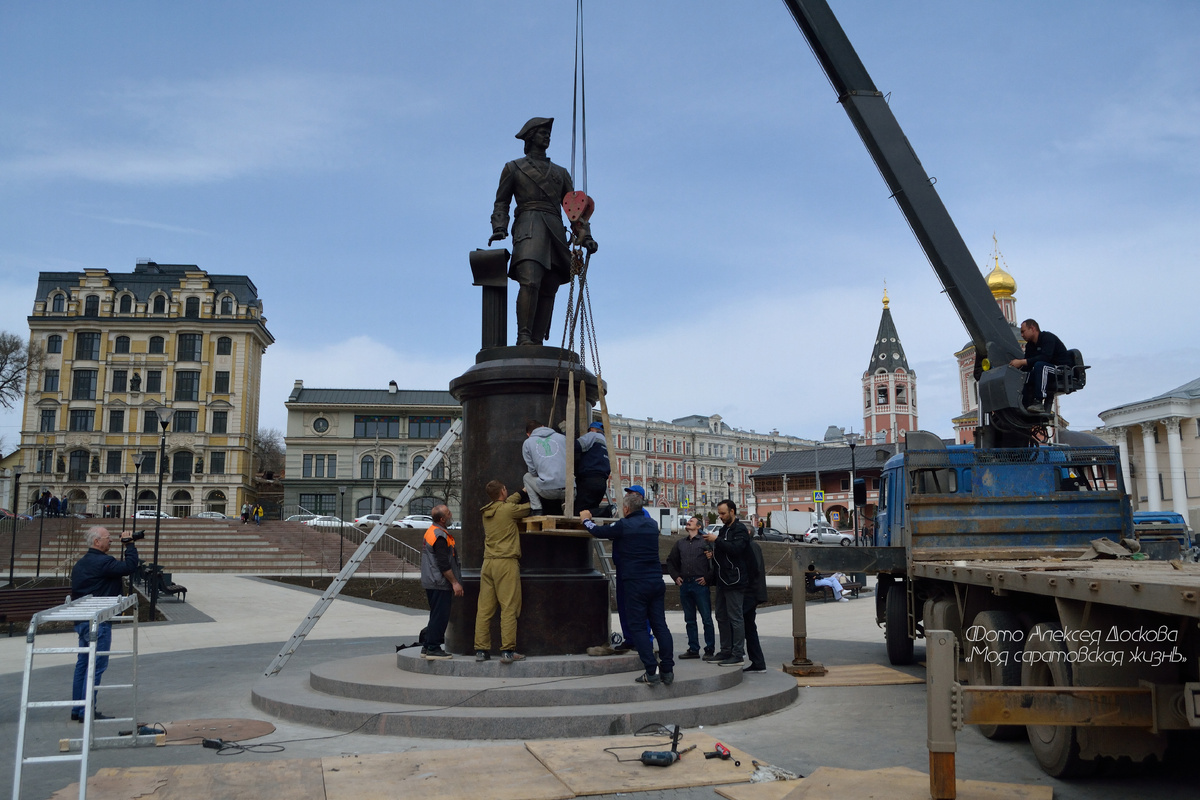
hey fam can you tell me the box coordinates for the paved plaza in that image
[1,575,1195,799]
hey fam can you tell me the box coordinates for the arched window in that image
[361,455,374,480]
[220,297,233,315]
[69,449,89,481]
[149,336,164,354]
[101,489,122,519]
[119,295,132,314]
[876,386,889,405]
[895,384,908,406]
[205,490,227,514]
[47,335,62,354]
[380,455,393,480]
[184,297,200,318]
[171,489,193,518]
[153,295,166,314]
[216,337,232,355]
[51,294,66,313]
[412,455,424,475]
[115,336,130,354]
[409,497,436,516]
[356,496,388,516]
[84,295,100,317]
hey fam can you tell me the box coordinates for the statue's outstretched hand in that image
[488,230,508,245]
[583,237,598,255]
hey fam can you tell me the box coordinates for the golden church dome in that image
[985,256,1016,298]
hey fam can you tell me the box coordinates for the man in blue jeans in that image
[69,526,138,722]
[666,515,714,659]
[581,491,675,685]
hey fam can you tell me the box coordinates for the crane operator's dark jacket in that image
[1021,330,1073,370]
[71,541,138,599]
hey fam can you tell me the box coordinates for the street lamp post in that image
[846,433,859,544]
[131,453,145,520]
[121,478,130,536]
[8,466,24,587]
[149,407,175,622]
[338,485,347,569]
[35,482,46,578]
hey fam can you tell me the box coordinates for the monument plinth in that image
[446,346,609,656]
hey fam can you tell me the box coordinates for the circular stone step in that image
[314,654,742,707]
[397,647,642,677]
[250,653,799,740]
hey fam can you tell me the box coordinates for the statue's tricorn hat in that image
[515,117,554,140]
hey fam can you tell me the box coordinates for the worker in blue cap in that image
[573,420,611,515]
[489,117,598,345]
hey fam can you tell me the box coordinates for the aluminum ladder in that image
[12,594,160,800]
[264,418,462,677]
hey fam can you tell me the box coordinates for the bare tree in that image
[423,444,463,510]
[0,331,43,410]
[255,428,286,476]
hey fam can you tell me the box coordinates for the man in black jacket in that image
[702,499,751,667]
[742,537,769,673]
[1009,318,1074,414]
[69,526,138,722]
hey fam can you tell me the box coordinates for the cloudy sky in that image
[2,1,1197,450]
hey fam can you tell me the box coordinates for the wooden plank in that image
[794,663,923,687]
[526,733,756,795]
[160,717,276,746]
[51,759,325,800]
[780,766,1051,800]
[323,746,573,800]
[716,780,800,800]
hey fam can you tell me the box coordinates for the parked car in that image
[304,515,347,528]
[134,510,176,520]
[397,514,434,528]
[286,514,320,523]
[448,521,462,530]
[802,525,853,546]
[194,511,231,520]
[704,523,721,535]
[353,514,397,529]
[755,526,791,543]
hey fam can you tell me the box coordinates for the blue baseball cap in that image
[589,421,603,431]
[624,485,645,497]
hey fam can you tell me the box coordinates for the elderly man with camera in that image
[69,525,139,722]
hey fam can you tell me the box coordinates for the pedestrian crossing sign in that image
[814,490,825,502]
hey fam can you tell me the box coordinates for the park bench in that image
[804,572,863,602]
[146,568,187,603]
[0,586,72,636]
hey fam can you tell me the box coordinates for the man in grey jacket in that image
[419,505,462,660]
[521,419,567,514]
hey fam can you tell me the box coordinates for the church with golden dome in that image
[951,239,1024,443]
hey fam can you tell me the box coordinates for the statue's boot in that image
[515,283,538,346]
[531,292,556,344]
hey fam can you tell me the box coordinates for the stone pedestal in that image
[445,346,609,656]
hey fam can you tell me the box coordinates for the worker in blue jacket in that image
[581,491,674,685]
[69,526,138,722]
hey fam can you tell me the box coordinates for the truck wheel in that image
[885,582,913,665]
[965,610,1026,740]
[1021,622,1098,778]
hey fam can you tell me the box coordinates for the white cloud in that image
[1,71,390,185]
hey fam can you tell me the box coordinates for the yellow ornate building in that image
[16,261,273,517]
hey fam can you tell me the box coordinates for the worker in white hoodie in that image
[521,418,568,514]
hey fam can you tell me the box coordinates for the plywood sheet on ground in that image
[781,766,1052,800]
[795,663,923,687]
[160,717,276,746]
[50,759,324,800]
[322,746,573,800]
[526,732,755,795]
[716,779,801,800]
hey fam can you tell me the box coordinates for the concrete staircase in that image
[252,649,799,739]
[4,518,414,579]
